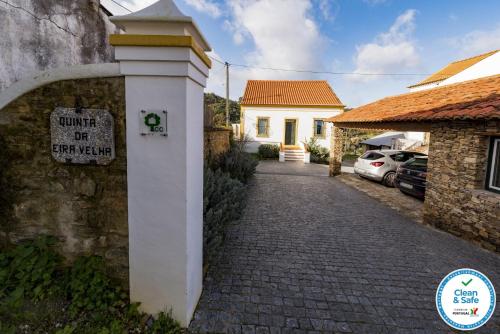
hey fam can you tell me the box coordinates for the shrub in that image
[203,168,246,266]
[0,236,60,308]
[208,145,258,184]
[147,310,183,334]
[0,237,182,333]
[311,146,330,164]
[66,256,126,316]
[304,137,330,164]
[258,144,280,159]
[203,138,257,269]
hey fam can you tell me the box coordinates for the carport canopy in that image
[325,74,500,176]
[326,74,500,132]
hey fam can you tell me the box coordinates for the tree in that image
[204,93,240,127]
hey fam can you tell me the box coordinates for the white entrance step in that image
[284,148,304,161]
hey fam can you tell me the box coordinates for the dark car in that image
[395,156,428,199]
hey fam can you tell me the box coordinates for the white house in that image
[239,80,344,161]
[408,49,499,92]
[375,49,500,152]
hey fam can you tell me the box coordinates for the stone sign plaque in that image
[50,107,115,165]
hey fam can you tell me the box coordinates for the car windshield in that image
[360,152,384,160]
[390,152,428,162]
[404,157,427,170]
[390,152,410,162]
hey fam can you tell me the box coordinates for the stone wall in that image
[329,126,344,176]
[204,127,231,160]
[424,120,500,252]
[0,0,118,92]
[0,76,128,283]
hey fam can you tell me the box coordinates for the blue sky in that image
[106,0,500,107]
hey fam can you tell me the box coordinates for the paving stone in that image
[285,318,299,328]
[269,327,281,334]
[322,319,336,331]
[298,318,312,330]
[227,325,242,334]
[309,318,323,330]
[242,325,256,334]
[335,322,353,333]
[256,326,270,334]
[188,162,500,333]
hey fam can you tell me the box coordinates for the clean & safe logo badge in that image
[436,268,496,331]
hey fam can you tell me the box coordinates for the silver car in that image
[354,150,427,187]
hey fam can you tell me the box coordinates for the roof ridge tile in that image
[241,80,344,107]
[328,74,500,123]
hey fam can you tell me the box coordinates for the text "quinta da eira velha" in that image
[52,116,112,157]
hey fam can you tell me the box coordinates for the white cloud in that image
[99,0,153,14]
[184,0,222,18]
[107,0,222,17]
[207,0,327,99]
[118,0,157,12]
[363,0,388,5]
[448,13,458,21]
[229,0,324,69]
[317,0,339,21]
[223,19,247,45]
[352,9,419,81]
[447,25,500,57]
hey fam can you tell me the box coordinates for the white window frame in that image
[487,137,500,193]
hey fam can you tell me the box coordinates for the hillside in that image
[204,93,240,127]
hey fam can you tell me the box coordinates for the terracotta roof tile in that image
[327,74,500,124]
[241,80,343,107]
[408,50,498,88]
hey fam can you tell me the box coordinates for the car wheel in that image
[383,172,396,187]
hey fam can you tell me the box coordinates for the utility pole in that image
[225,62,230,127]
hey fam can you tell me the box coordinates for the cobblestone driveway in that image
[189,161,500,334]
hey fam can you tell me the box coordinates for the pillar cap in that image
[110,0,211,51]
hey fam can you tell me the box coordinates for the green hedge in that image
[203,168,246,267]
[258,144,279,159]
[207,145,258,184]
[203,144,258,268]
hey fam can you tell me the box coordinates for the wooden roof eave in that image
[327,120,432,132]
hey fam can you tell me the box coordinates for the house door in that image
[284,119,296,145]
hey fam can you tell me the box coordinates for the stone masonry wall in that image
[0,0,119,92]
[424,120,500,252]
[329,126,344,176]
[0,77,128,283]
[204,127,231,160]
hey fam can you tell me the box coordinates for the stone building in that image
[0,0,118,92]
[327,75,500,252]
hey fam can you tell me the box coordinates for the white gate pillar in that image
[109,0,211,326]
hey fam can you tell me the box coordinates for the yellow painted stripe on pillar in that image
[109,34,212,68]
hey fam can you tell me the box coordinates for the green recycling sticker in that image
[140,110,167,136]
